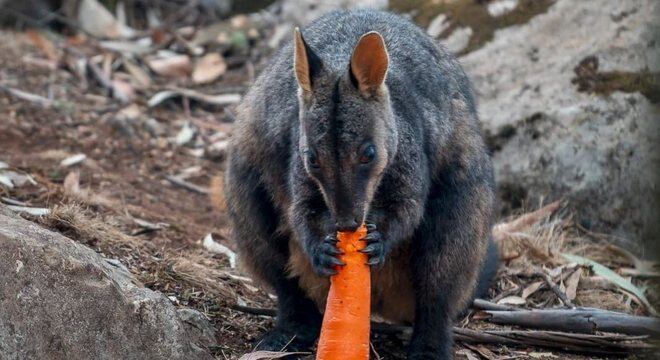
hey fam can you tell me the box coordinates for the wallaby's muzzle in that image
[335,218,360,232]
[332,180,365,232]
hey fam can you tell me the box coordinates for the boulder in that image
[460,0,659,253]
[0,206,217,359]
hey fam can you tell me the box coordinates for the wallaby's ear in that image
[350,31,389,94]
[293,27,321,92]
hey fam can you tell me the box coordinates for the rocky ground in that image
[0,0,658,359]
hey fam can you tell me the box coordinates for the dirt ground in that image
[0,13,656,360]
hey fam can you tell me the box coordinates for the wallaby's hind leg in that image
[225,155,322,351]
[408,181,492,359]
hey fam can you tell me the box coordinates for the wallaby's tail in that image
[474,236,499,300]
[459,236,499,317]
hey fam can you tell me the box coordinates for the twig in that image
[0,84,53,108]
[165,176,209,194]
[536,267,575,308]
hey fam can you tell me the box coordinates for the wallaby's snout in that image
[335,218,359,232]
[331,176,365,232]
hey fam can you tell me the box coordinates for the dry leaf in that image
[25,30,59,61]
[497,296,526,305]
[192,53,227,84]
[522,280,545,299]
[146,54,191,77]
[110,78,135,102]
[60,154,87,167]
[209,173,226,211]
[99,40,152,55]
[456,349,480,360]
[63,171,81,197]
[464,343,497,359]
[77,0,135,39]
[562,253,658,315]
[173,121,195,145]
[122,59,152,88]
[565,268,582,301]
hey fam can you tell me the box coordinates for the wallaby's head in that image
[293,28,398,232]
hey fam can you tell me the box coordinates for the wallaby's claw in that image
[311,234,345,276]
[360,223,386,267]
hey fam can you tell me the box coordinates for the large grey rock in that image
[460,0,659,253]
[0,206,216,360]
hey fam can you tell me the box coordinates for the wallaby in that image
[225,9,499,359]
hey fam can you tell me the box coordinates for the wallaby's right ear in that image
[350,31,388,95]
[293,27,321,92]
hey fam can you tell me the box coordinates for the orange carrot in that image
[316,224,370,360]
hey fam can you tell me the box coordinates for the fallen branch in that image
[230,303,654,355]
[478,308,660,336]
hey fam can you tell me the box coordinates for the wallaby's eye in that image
[305,150,320,168]
[358,143,376,164]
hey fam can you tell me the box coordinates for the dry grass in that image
[494,203,658,314]
[41,202,140,250]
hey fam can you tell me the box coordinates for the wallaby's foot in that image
[254,324,318,352]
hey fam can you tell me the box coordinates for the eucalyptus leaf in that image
[562,253,657,316]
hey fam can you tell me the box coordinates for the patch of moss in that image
[390,0,554,55]
[572,55,660,103]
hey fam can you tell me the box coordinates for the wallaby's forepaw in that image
[310,233,345,276]
[360,223,386,267]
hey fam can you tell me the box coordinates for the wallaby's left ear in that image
[294,27,322,92]
[350,31,389,94]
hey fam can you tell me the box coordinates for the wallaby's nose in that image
[335,219,359,232]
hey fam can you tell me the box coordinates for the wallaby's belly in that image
[287,238,415,324]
